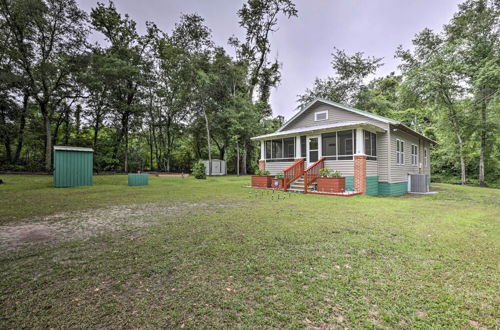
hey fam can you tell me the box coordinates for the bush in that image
[319,168,342,178]
[192,161,206,179]
[275,172,284,179]
[255,169,270,176]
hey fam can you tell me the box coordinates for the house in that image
[251,98,436,196]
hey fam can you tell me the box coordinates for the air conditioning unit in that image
[408,173,429,193]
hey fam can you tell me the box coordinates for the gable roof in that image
[251,121,385,141]
[275,98,436,144]
[54,146,94,152]
[277,98,398,132]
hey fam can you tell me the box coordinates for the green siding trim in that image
[366,176,379,196]
[378,182,408,196]
[345,176,354,191]
[53,150,93,187]
[128,173,149,186]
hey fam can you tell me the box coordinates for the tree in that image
[444,0,499,185]
[90,1,152,172]
[297,48,383,109]
[397,29,471,184]
[0,0,88,171]
[231,0,297,116]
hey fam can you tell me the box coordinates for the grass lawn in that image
[0,175,499,328]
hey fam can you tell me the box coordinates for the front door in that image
[307,136,320,166]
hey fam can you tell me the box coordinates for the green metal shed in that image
[53,146,94,187]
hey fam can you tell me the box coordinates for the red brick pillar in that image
[259,160,266,171]
[354,155,366,194]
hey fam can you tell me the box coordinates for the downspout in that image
[387,125,391,184]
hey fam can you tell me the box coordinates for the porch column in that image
[355,128,364,155]
[259,140,266,170]
[354,128,366,194]
[296,136,301,160]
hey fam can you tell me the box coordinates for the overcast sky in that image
[76,0,463,120]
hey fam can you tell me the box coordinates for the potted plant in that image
[273,172,285,190]
[316,168,345,193]
[251,169,274,188]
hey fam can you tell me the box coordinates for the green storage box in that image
[128,173,149,186]
[53,146,93,188]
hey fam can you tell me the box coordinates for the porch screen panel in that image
[364,130,377,160]
[300,136,306,158]
[283,138,295,158]
[265,140,272,159]
[338,130,354,160]
[322,133,337,159]
[272,139,283,159]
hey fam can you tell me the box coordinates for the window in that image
[272,140,283,159]
[300,136,306,158]
[364,130,377,160]
[338,130,354,160]
[283,138,295,158]
[264,138,295,160]
[314,110,328,121]
[411,144,418,165]
[322,133,337,157]
[265,140,272,159]
[396,139,405,165]
[424,148,428,167]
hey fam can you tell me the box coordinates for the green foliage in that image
[274,171,284,179]
[191,160,206,179]
[319,168,342,178]
[255,169,270,176]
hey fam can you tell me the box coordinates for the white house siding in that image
[389,129,425,183]
[324,160,354,176]
[376,131,389,182]
[265,161,294,175]
[285,103,387,131]
[366,160,378,177]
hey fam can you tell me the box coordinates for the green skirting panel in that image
[128,174,149,186]
[378,181,408,196]
[366,176,379,196]
[345,176,354,191]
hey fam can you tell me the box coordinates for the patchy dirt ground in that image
[0,202,228,252]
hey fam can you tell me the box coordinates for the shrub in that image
[192,161,206,179]
[319,168,342,178]
[275,172,284,179]
[255,169,270,176]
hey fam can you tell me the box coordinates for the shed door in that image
[212,161,221,174]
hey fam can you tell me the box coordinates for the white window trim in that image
[424,148,428,167]
[314,110,328,121]
[396,139,405,165]
[411,144,418,166]
[265,138,295,160]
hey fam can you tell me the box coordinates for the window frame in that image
[396,139,405,165]
[320,129,355,161]
[424,148,428,167]
[264,138,296,161]
[411,144,418,166]
[364,130,377,160]
[314,110,328,122]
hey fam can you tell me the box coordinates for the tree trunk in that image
[203,108,212,176]
[0,106,12,163]
[241,143,247,175]
[456,132,466,185]
[236,140,240,176]
[479,102,486,186]
[41,104,52,172]
[14,93,28,163]
[124,118,129,173]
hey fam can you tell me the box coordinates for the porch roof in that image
[251,121,385,141]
